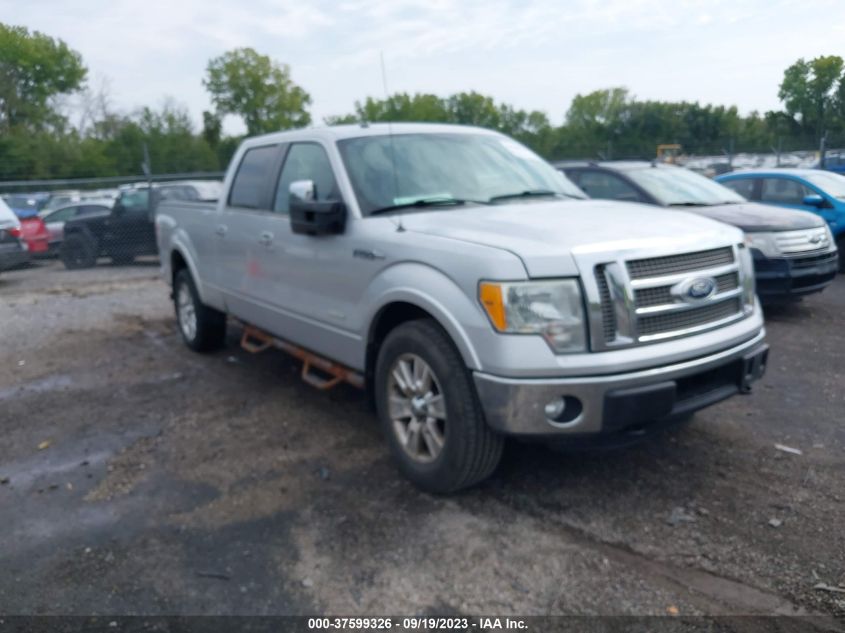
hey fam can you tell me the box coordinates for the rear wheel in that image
[60,234,97,269]
[375,319,504,494]
[174,269,226,352]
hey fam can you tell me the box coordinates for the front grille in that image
[592,245,748,349]
[594,266,617,343]
[775,228,830,255]
[791,251,838,269]
[634,272,739,308]
[638,298,742,338]
[627,247,735,279]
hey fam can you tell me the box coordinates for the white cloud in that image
[1,0,843,134]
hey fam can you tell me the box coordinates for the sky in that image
[3,0,845,135]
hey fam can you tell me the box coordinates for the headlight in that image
[824,224,836,251]
[744,232,780,257]
[737,243,756,311]
[479,279,586,353]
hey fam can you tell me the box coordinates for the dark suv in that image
[60,181,220,269]
[557,161,839,302]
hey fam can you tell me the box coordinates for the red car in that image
[18,215,50,254]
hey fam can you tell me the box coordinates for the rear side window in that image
[47,207,76,222]
[79,205,109,217]
[760,178,810,205]
[229,145,279,209]
[273,143,339,214]
[721,178,755,199]
[576,171,642,202]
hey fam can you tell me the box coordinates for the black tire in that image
[374,319,504,494]
[173,268,226,352]
[60,234,97,269]
[111,253,135,266]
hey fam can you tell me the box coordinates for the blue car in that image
[716,168,845,272]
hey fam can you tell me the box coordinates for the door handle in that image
[215,225,227,237]
[258,231,274,246]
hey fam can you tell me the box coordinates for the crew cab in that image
[558,161,838,302]
[157,124,768,493]
[60,181,221,269]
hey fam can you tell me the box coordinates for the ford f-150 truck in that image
[156,123,768,493]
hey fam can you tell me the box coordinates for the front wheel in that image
[60,234,97,269]
[173,269,227,352]
[375,319,504,494]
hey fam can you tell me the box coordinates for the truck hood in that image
[399,199,743,277]
[674,202,824,232]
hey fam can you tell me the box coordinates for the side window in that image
[119,190,150,213]
[78,205,108,217]
[229,145,279,209]
[721,178,756,199]
[760,178,809,205]
[576,171,641,202]
[48,208,75,222]
[273,143,339,214]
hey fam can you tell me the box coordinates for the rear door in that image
[215,143,287,331]
[720,177,759,201]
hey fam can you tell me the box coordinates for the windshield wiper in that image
[369,197,482,216]
[488,190,561,203]
[669,201,742,207]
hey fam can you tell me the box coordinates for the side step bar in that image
[239,324,365,391]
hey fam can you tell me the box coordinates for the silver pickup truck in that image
[156,123,768,493]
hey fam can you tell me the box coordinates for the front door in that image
[261,141,372,367]
[107,189,157,256]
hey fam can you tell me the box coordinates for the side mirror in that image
[112,201,125,216]
[802,194,825,208]
[289,180,346,236]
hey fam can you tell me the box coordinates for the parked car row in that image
[0,197,31,275]
[556,161,839,303]
[0,181,221,270]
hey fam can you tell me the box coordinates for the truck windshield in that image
[627,167,746,206]
[337,133,586,216]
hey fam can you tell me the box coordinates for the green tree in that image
[203,48,311,135]
[0,23,87,130]
[778,55,845,140]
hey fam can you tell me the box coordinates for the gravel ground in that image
[0,259,843,616]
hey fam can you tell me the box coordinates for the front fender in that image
[361,262,488,371]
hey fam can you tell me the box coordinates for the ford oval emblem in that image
[687,277,717,300]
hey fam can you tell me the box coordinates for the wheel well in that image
[365,302,436,403]
[171,250,188,284]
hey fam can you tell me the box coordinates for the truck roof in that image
[241,122,502,148]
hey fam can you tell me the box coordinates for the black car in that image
[557,161,839,302]
[60,181,221,269]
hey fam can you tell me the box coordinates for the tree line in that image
[2,22,845,181]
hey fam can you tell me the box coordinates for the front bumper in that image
[474,330,768,438]
[753,249,838,301]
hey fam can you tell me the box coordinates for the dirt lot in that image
[0,259,843,616]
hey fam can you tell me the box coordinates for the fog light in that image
[544,398,567,420]
[544,396,583,424]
